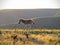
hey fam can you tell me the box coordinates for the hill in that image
[0,16,60,29]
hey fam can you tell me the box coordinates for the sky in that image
[0,0,60,9]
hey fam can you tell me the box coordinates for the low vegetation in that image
[0,29,60,45]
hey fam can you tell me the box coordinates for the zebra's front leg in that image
[28,24,32,30]
[24,25,27,30]
[29,25,32,29]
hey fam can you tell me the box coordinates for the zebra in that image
[18,18,35,29]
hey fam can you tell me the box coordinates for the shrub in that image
[0,31,2,34]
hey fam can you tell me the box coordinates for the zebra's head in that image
[18,19,23,24]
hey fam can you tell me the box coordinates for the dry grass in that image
[0,29,60,45]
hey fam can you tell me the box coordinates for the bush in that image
[0,31,2,34]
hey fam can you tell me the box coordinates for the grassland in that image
[0,29,60,45]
